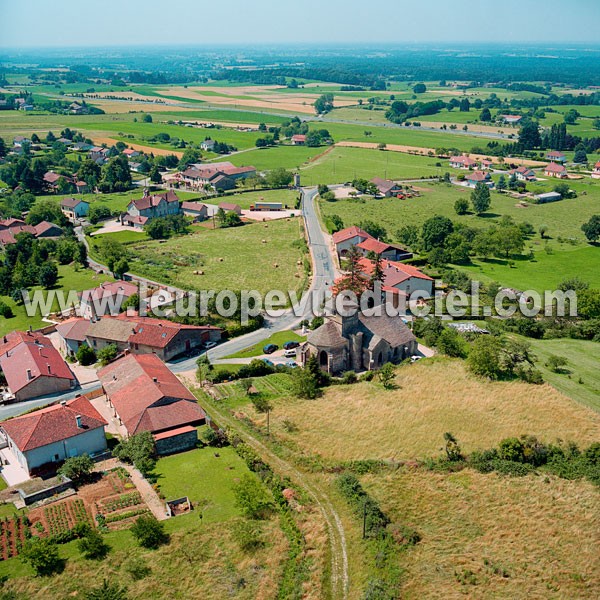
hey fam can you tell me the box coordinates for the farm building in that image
[55,318,93,357]
[126,190,181,223]
[291,134,306,145]
[78,281,138,320]
[534,191,563,204]
[355,237,412,262]
[591,161,600,179]
[544,162,568,178]
[218,202,242,215]
[501,115,522,124]
[370,177,403,197]
[332,226,373,256]
[98,353,206,453]
[300,310,417,375]
[182,201,209,222]
[0,396,107,475]
[357,257,434,299]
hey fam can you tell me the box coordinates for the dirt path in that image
[199,387,349,600]
[122,464,168,521]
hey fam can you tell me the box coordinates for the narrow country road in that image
[200,390,349,600]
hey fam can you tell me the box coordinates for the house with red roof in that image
[84,313,221,361]
[355,237,412,262]
[511,166,536,182]
[218,202,242,215]
[181,201,208,222]
[592,161,600,179]
[465,170,493,188]
[60,197,90,220]
[0,333,77,402]
[0,396,107,475]
[0,220,63,248]
[55,318,93,357]
[291,134,306,145]
[544,162,568,178]
[501,115,522,125]
[126,190,181,223]
[370,177,403,197]
[479,159,493,170]
[78,281,138,320]
[357,257,434,300]
[332,226,372,256]
[546,150,567,163]
[449,155,478,169]
[98,353,206,453]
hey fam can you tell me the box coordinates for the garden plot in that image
[0,515,28,560]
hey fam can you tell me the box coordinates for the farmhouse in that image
[300,310,417,374]
[0,220,63,247]
[43,171,67,191]
[449,155,477,169]
[78,281,138,320]
[358,257,434,298]
[501,115,522,125]
[218,202,242,215]
[544,162,568,178]
[98,353,206,453]
[126,190,181,223]
[355,237,412,262]
[0,396,107,475]
[479,159,493,170]
[122,148,140,159]
[75,180,89,194]
[200,139,215,151]
[85,313,221,360]
[511,166,536,181]
[60,197,90,220]
[332,226,372,256]
[55,318,92,357]
[546,150,567,163]
[291,134,306,145]
[370,177,403,197]
[180,167,235,192]
[0,333,77,402]
[181,201,208,222]
[591,161,600,179]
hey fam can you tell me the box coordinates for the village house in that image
[0,220,63,247]
[546,150,567,163]
[300,310,417,374]
[465,170,494,188]
[181,201,209,222]
[592,161,600,179]
[88,147,109,165]
[60,197,90,220]
[291,134,306,145]
[55,318,92,357]
[544,162,568,178]
[124,190,181,225]
[511,166,536,182]
[218,202,242,215]
[501,115,522,125]
[200,139,215,151]
[12,136,30,148]
[75,180,89,194]
[43,171,69,192]
[84,313,221,360]
[98,353,206,453]
[78,281,138,320]
[69,102,85,114]
[449,155,478,169]
[332,226,373,257]
[122,148,140,159]
[370,177,403,197]
[0,332,77,402]
[479,159,493,170]
[0,396,107,475]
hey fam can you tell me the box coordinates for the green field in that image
[122,217,307,295]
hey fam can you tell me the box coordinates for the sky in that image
[1,0,599,48]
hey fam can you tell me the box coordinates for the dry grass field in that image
[270,358,600,462]
[366,469,600,599]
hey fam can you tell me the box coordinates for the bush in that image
[125,557,151,581]
[58,454,94,483]
[76,343,96,366]
[341,370,357,384]
[130,515,169,549]
[232,474,272,519]
[78,527,109,560]
[112,432,155,477]
[20,537,63,576]
[97,343,118,366]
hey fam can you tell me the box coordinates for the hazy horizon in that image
[1,0,599,49]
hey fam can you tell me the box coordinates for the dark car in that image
[283,340,300,350]
[263,344,278,354]
[261,358,275,367]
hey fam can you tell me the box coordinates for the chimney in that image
[152,377,158,383]
[2,336,6,343]
[26,369,32,380]
[75,415,82,428]
[28,325,32,333]
[47,364,52,375]
[60,400,67,406]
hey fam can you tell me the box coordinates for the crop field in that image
[124,217,307,295]
[367,469,600,598]
[266,358,600,462]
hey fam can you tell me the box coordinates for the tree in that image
[467,335,503,379]
[581,215,600,242]
[539,224,548,239]
[88,204,112,225]
[396,224,419,248]
[100,155,131,192]
[26,199,65,226]
[291,365,320,399]
[333,245,370,296]
[252,396,273,434]
[459,98,470,112]
[77,159,101,189]
[0,137,6,159]
[58,454,94,483]
[130,515,168,549]
[142,114,153,123]
[97,343,118,366]
[436,328,467,358]
[413,83,426,94]
[113,258,129,279]
[454,198,469,215]
[518,120,541,149]
[563,109,579,125]
[496,174,507,192]
[314,93,334,114]
[39,262,58,289]
[573,146,588,164]
[20,537,63,576]
[470,182,491,214]
[112,432,155,476]
[479,108,491,122]
[358,220,386,240]
[444,432,463,461]
[178,147,201,169]
[378,363,396,389]
[421,215,453,251]
[494,225,524,258]
[149,165,162,184]
[545,354,568,373]
[265,167,293,188]
[76,343,96,366]
[84,579,128,600]
[232,474,272,519]
[78,527,109,560]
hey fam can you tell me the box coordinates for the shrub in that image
[78,528,109,560]
[76,343,96,366]
[341,370,357,384]
[58,454,94,483]
[130,515,169,549]
[232,474,272,519]
[20,537,63,576]
[84,579,128,600]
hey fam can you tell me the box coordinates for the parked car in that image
[283,340,300,350]
[263,344,278,354]
[284,348,297,358]
[261,358,274,367]
[285,360,298,368]
[204,341,217,349]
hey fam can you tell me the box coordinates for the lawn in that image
[218,188,300,210]
[228,144,327,171]
[267,357,600,462]
[125,217,308,296]
[367,469,600,598]
[224,329,306,359]
[153,443,254,523]
[0,264,114,336]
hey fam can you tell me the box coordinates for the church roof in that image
[307,320,347,348]
[357,312,416,348]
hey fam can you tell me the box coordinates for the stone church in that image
[299,310,417,374]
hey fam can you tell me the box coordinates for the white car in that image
[284,348,297,358]
[204,341,217,350]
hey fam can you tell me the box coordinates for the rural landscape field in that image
[0,1,598,599]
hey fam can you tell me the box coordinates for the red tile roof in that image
[34,221,62,236]
[98,353,205,435]
[55,318,92,342]
[291,134,306,142]
[153,424,196,441]
[130,191,179,211]
[80,281,138,304]
[332,226,372,245]
[0,337,76,394]
[547,150,565,157]
[43,172,62,184]
[358,257,433,287]
[123,215,148,226]
[218,202,241,212]
[545,162,567,173]
[0,330,47,357]
[449,155,477,166]
[181,201,207,212]
[467,170,489,182]
[1,396,106,452]
[61,197,87,209]
[356,238,393,254]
